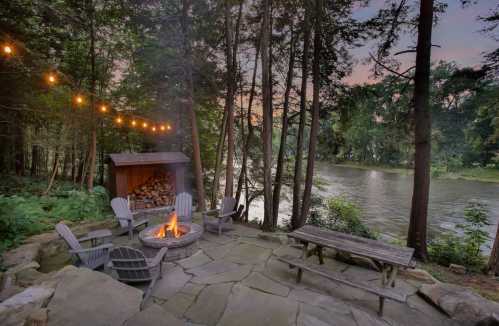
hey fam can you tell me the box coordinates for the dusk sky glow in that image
[345,0,497,85]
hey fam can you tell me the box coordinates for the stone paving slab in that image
[152,266,191,300]
[186,260,240,278]
[185,283,233,326]
[191,265,252,285]
[123,304,183,326]
[218,285,298,326]
[177,251,212,269]
[241,272,290,297]
[224,243,272,265]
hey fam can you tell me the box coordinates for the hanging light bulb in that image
[116,117,123,124]
[166,124,172,131]
[142,122,148,128]
[100,105,107,112]
[160,125,166,131]
[131,120,137,127]
[75,95,84,105]
[3,45,12,55]
[152,126,156,132]
[47,74,56,84]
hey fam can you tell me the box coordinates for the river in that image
[248,163,499,244]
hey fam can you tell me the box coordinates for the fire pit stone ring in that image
[138,222,203,261]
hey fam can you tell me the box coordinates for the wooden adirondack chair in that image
[109,246,168,309]
[111,197,149,239]
[55,223,113,270]
[202,197,237,235]
[174,192,192,223]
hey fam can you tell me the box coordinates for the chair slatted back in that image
[109,247,152,282]
[111,197,133,228]
[56,222,82,252]
[221,197,236,217]
[175,192,192,223]
[56,222,85,263]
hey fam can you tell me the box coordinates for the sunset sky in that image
[345,0,497,85]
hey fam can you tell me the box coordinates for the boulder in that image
[335,251,380,271]
[15,269,45,288]
[2,243,41,269]
[24,308,48,326]
[47,266,142,326]
[419,283,499,324]
[399,268,439,284]
[0,286,55,326]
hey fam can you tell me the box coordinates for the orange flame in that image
[154,213,180,238]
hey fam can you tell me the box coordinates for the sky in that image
[345,0,498,85]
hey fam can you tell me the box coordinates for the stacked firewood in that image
[128,171,175,210]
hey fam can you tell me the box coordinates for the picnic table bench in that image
[278,225,415,316]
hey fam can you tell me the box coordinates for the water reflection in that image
[249,163,499,245]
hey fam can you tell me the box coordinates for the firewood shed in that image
[107,152,189,209]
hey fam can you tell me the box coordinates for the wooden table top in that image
[288,225,415,268]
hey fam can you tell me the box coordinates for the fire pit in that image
[139,212,203,261]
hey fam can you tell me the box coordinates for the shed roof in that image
[109,152,189,166]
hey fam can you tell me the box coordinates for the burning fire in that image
[154,212,181,238]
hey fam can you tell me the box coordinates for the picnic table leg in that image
[301,241,309,259]
[378,297,385,316]
[317,246,324,265]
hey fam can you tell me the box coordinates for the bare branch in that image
[369,53,413,80]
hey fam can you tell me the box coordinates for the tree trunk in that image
[407,0,434,260]
[44,151,59,195]
[224,0,236,198]
[272,23,296,228]
[291,2,311,230]
[236,25,261,210]
[182,0,206,211]
[86,0,97,192]
[300,0,322,226]
[261,0,273,231]
[211,110,227,208]
[488,223,499,275]
[243,35,261,223]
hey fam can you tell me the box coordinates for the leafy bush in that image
[307,196,377,239]
[428,201,489,272]
[0,185,110,253]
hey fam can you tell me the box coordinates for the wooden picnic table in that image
[281,224,416,315]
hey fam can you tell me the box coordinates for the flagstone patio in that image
[105,214,457,326]
[1,213,462,326]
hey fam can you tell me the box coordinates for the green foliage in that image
[0,185,110,253]
[307,196,378,239]
[428,201,490,272]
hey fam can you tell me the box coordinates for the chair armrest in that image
[117,217,132,221]
[202,209,219,216]
[78,230,112,243]
[148,247,168,267]
[69,243,113,254]
[218,210,237,219]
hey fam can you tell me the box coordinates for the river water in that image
[249,163,499,245]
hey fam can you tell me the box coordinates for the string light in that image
[47,74,56,84]
[166,124,172,131]
[3,45,12,55]
[0,38,163,136]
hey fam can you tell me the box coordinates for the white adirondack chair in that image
[55,223,113,270]
[174,192,192,223]
[111,197,149,239]
[202,197,237,236]
[109,246,168,309]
